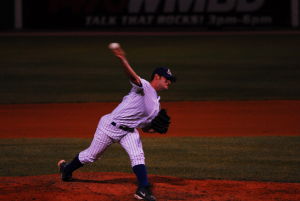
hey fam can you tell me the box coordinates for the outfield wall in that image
[1,0,299,30]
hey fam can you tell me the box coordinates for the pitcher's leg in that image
[120,132,149,187]
[120,131,145,166]
[58,130,113,181]
[79,132,113,164]
[120,132,156,201]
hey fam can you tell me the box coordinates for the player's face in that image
[158,76,171,91]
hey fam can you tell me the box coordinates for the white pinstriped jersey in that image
[99,78,160,138]
[79,78,159,166]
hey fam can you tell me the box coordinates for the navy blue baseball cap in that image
[151,67,176,82]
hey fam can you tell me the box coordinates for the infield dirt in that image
[1,100,299,138]
[0,100,299,200]
[0,172,299,201]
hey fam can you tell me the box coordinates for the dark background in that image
[0,0,298,30]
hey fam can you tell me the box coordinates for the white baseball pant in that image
[78,118,145,167]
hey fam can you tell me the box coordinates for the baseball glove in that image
[150,109,171,134]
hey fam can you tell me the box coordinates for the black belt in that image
[111,122,134,132]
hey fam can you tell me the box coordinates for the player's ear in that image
[154,74,161,80]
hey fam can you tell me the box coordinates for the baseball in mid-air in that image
[108,42,120,50]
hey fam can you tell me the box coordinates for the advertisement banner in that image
[23,0,297,29]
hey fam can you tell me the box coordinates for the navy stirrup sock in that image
[65,154,84,174]
[133,164,149,187]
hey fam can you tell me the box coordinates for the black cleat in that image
[134,185,156,201]
[57,160,72,181]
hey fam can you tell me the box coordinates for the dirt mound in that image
[0,172,299,201]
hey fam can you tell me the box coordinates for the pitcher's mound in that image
[0,172,299,201]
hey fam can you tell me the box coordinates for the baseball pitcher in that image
[57,43,176,201]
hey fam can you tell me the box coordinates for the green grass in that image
[1,34,300,103]
[1,137,299,182]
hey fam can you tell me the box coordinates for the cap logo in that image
[167,69,172,76]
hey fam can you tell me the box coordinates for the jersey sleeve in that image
[130,78,149,94]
